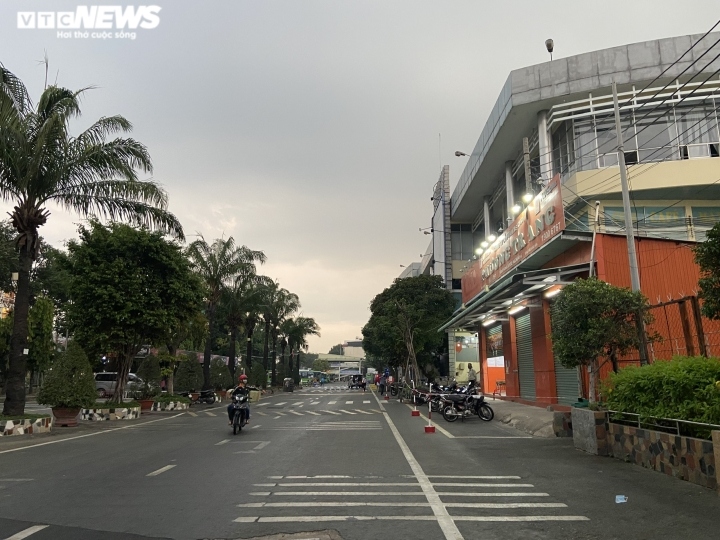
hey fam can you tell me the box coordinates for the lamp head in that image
[545,38,554,54]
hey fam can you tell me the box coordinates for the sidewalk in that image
[485,396,556,438]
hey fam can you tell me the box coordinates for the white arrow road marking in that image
[4,525,49,539]
[146,465,176,477]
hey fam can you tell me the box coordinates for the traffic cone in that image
[424,402,435,433]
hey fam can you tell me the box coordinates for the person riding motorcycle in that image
[227,374,251,425]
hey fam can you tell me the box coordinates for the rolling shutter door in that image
[554,361,579,405]
[515,313,535,400]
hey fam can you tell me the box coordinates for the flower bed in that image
[0,416,52,436]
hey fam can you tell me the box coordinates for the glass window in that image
[636,110,674,162]
[595,118,618,167]
[574,120,596,171]
[692,207,720,241]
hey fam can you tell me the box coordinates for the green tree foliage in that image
[27,296,55,390]
[328,344,343,355]
[249,361,267,388]
[37,342,96,409]
[604,356,720,434]
[551,278,655,372]
[67,221,202,402]
[0,313,13,382]
[694,223,720,319]
[32,244,73,334]
[362,275,455,379]
[175,355,203,392]
[0,65,183,416]
[312,359,330,373]
[210,358,233,390]
[0,220,18,293]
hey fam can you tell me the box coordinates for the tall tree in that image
[287,316,321,383]
[268,288,299,387]
[695,223,720,320]
[27,295,55,393]
[187,237,265,389]
[362,275,454,381]
[0,66,182,415]
[328,344,344,355]
[67,221,200,402]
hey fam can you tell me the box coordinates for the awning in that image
[439,262,591,332]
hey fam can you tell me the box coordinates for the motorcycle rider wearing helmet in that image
[227,374,251,425]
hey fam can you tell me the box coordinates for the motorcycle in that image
[231,394,249,434]
[179,389,217,405]
[441,393,494,423]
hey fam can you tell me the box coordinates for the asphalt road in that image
[1,383,718,540]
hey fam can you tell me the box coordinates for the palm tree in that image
[287,316,321,382]
[219,272,272,378]
[0,66,183,416]
[187,237,265,389]
[259,282,299,387]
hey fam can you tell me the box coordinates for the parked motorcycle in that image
[441,393,494,422]
[231,394,249,434]
[179,389,217,405]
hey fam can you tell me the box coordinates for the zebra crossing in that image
[233,475,589,525]
[252,408,381,418]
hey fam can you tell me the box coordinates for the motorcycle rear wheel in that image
[442,406,459,422]
[430,400,441,413]
[478,404,494,421]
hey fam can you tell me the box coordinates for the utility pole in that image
[612,81,641,292]
[613,81,648,365]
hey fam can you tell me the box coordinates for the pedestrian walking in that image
[361,377,367,393]
[467,363,477,389]
[379,374,387,395]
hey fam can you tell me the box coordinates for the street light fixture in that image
[480,241,489,248]
[475,247,483,255]
[511,203,522,215]
[454,151,469,157]
[488,233,497,242]
[522,192,534,203]
[545,38,554,61]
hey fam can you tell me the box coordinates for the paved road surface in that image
[1,383,718,539]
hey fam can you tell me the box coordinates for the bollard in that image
[424,400,435,433]
[411,391,420,416]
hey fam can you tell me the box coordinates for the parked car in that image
[94,372,144,398]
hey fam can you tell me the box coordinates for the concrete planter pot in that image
[52,407,81,427]
[571,407,609,456]
[138,399,155,412]
[248,390,261,403]
[151,401,189,411]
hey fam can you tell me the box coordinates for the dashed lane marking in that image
[306,411,321,416]
[288,411,304,416]
[215,440,230,446]
[5,525,50,539]
[345,401,353,404]
[255,411,268,416]
[311,401,320,405]
[328,401,337,405]
[251,491,550,497]
[363,400,371,404]
[354,409,374,414]
[205,412,217,417]
[233,516,588,523]
[146,465,176,477]
[187,412,199,417]
[251,425,260,429]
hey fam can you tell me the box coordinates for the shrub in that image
[175,355,203,392]
[155,394,191,404]
[249,361,266,388]
[210,358,233,390]
[136,355,162,398]
[603,356,720,429]
[37,342,96,409]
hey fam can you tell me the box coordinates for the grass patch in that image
[0,413,51,422]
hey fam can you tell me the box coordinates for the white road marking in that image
[0,413,185,455]
[404,475,522,479]
[251,425,260,429]
[345,401,353,404]
[187,412,199,417]
[0,479,33,482]
[410,408,454,438]
[4,525,50,539]
[233,514,587,523]
[267,491,425,496]
[320,410,341,415]
[255,402,269,407]
[288,411,304,416]
[328,401,337,405]
[376,394,463,540]
[311,401,320,405]
[454,436,532,439]
[453,516,589,522]
[438,492,549,497]
[249,491,272,496]
[239,502,431,508]
[275,412,287,416]
[273,482,420,487]
[306,411,321,416]
[285,475,307,478]
[215,439,230,446]
[354,409,373,414]
[363,400,371,404]
[273,416,282,420]
[446,503,568,508]
[255,411,268,416]
[204,412,217,417]
[233,517,258,522]
[274,402,287,406]
[338,410,357,415]
[146,465,176,477]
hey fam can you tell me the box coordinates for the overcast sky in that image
[1,1,717,353]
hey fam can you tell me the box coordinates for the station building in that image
[418,33,720,405]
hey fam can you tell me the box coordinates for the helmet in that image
[238,374,248,382]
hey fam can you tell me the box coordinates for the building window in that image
[451,224,475,260]
[605,206,688,240]
[692,207,720,241]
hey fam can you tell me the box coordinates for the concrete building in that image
[426,32,720,403]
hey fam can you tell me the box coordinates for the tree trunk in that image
[280,341,288,380]
[112,347,135,403]
[203,304,216,390]
[262,319,270,387]
[228,326,237,379]
[609,347,619,374]
[245,320,255,375]
[588,360,598,403]
[167,343,177,395]
[2,244,33,416]
[271,328,278,387]
[295,349,302,384]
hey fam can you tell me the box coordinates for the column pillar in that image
[505,161,515,217]
[483,197,491,239]
[538,110,552,182]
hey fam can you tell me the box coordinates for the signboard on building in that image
[461,175,565,303]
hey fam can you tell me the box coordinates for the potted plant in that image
[135,355,162,411]
[38,342,96,427]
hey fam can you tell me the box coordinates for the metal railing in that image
[606,409,720,440]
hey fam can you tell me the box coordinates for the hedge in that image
[603,356,720,429]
